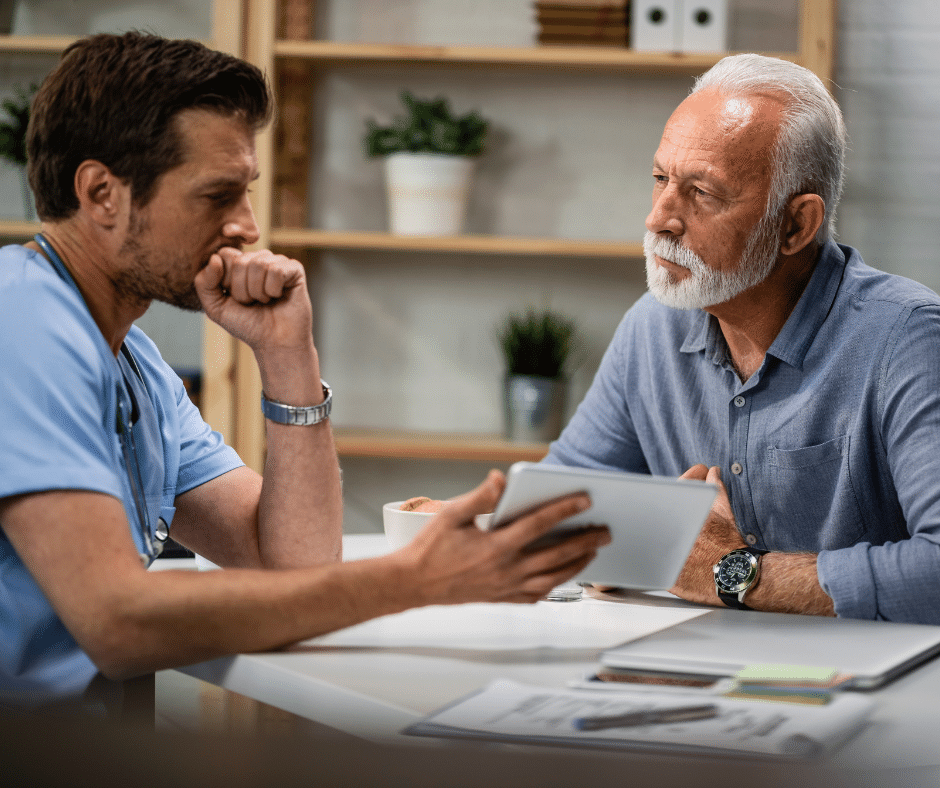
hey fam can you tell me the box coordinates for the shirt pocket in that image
[769,435,866,549]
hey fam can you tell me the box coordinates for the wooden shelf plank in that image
[0,219,40,237]
[0,35,76,54]
[333,428,549,462]
[274,39,799,73]
[270,228,644,258]
[0,34,213,56]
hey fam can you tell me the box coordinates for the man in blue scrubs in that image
[547,53,940,624]
[0,32,609,706]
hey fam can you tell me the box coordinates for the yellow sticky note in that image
[735,664,838,684]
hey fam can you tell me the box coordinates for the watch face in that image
[715,551,758,594]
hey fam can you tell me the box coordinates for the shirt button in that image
[733,396,746,408]
[731,462,743,475]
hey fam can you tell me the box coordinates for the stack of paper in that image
[725,664,853,705]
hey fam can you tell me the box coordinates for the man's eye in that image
[207,190,241,204]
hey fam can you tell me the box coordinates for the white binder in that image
[631,0,680,52]
[679,0,728,52]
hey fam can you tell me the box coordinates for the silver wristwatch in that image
[713,546,767,610]
[261,380,332,426]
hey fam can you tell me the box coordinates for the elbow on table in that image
[67,604,178,681]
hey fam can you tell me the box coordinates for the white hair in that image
[691,53,846,244]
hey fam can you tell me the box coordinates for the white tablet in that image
[488,462,718,590]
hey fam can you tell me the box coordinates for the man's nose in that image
[223,192,260,246]
[646,183,684,236]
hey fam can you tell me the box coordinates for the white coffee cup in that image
[382,501,493,550]
[382,501,436,550]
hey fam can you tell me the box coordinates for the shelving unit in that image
[205,0,837,473]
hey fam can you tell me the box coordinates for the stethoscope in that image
[34,233,168,564]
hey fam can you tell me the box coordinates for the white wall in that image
[836,3,940,293]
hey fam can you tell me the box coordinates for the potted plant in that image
[498,308,577,443]
[0,85,36,220]
[364,90,488,236]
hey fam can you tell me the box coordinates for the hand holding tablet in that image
[486,462,718,590]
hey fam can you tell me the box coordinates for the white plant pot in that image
[384,152,475,236]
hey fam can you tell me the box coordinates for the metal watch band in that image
[261,380,332,426]
[714,545,768,610]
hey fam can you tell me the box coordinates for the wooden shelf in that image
[270,228,644,258]
[333,428,549,462]
[0,33,214,56]
[0,35,75,54]
[0,219,40,238]
[273,39,797,74]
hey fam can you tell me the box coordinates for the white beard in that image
[644,215,780,310]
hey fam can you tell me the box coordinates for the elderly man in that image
[547,53,940,624]
[0,32,609,707]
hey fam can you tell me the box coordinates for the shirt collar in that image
[765,240,846,370]
[678,240,847,371]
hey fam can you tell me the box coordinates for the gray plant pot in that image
[503,374,567,444]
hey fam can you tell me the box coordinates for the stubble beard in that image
[644,210,781,310]
[114,207,204,313]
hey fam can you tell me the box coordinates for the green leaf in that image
[0,85,35,166]
[498,309,578,378]
[363,90,489,158]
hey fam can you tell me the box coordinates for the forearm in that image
[89,556,417,679]
[8,478,608,680]
[671,467,835,616]
[255,343,343,568]
[195,249,343,568]
[746,552,835,616]
[674,542,835,616]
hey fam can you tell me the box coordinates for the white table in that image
[178,535,940,779]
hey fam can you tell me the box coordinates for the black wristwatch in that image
[713,546,768,610]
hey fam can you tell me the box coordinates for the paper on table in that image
[405,679,873,759]
[305,598,709,651]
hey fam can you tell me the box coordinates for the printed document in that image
[405,679,872,758]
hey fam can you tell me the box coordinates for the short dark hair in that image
[27,31,272,220]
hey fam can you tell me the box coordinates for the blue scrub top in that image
[0,242,242,703]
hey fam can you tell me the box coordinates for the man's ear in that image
[73,160,128,228]
[780,193,825,256]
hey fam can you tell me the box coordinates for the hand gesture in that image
[400,470,611,605]
[195,247,313,356]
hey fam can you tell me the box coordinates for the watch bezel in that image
[713,549,761,595]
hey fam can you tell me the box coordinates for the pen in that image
[573,703,720,731]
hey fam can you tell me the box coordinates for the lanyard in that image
[33,233,167,562]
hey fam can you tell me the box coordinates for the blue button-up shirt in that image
[546,242,940,623]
